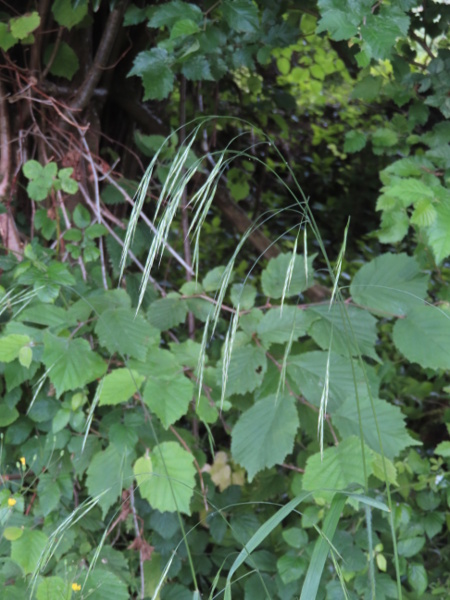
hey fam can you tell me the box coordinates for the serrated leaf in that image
[362,8,410,60]
[128,48,175,100]
[230,283,257,310]
[148,0,202,28]
[261,253,314,298]
[170,18,199,39]
[83,568,129,600]
[410,198,437,226]
[147,295,188,330]
[350,253,429,316]
[256,306,313,347]
[10,11,40,40]
[303,437,373,502]
[316,10,358,41]
[372,128,398,147]
[42,332,107,397]
[222,0,259,33]
[218,344,267,397]
[135,442,196,514]
[86,445,132,518]
[393,305,450,370]
[143,374,194,428]
[11,529,48,574]
[435,441,450,457]
[52,0,88,29]
[378,208,410,243]
[96,307,158,360]
[231,394,299,481]
[386,178,434,207]
[287,351,368,411]
[307,304,379,361]
[427,196,450,263]
[343,131,367,153]
[0,334,30,362]
[407,563,428,596]
[43,42,79,79]
[181,55,214,81]
[333,395,419,459]
[98,369,144,406]
[36,577,71,600]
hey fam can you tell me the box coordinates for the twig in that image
[78,182,166,295]
[129,485,145,600]
[410,31,436,60]
[41,26,64,80]
[100,169,195,275]
[80,137,108,289]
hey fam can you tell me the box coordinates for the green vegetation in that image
[0,1,449,599]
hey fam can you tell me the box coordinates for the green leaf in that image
[128,48,175,101]
[343,131,367,153]
[3,527,24,541]
[37,474,61,517]
[18,345,32,368]
[43,42,79,79]
[0,23,16,51]
[287,351,368,411]
[0,405,19,427]
[52,0,88,30]
[181,55,214,81]
[134,442,196,514]
[282,527,308,549]
[307,304,379,361]
[95,307,158,360]
[10,11,40,40]
[386,178,434,207]
[332,395,419,460]
[407,563,428,596]
[202,266,227,292]
[435,441,450,457]
[11,529,48,575]
[350,253,429,316]
[350,75,382,101]
[222,0,259,34]
[362,8,410,60]
[219,344,267,397]
[143,374,194,428]
[98,369,145,406]
[277,555,307,584]
[86,445,132,518]
[261,253,314,298]
[36,577,71,600]
[147,294,188,330]
[316,9,359,41]
[42,332,107,397]
[72,204,90,228]
[372,128,399,148]
[397,536,425,558]
[393,305,450,370]
[147,1,202,28]
[0,334,30,362]
[303,437,373,502]
[410,198,437,227]
[256,306,313,347]
[230,283,257,310]
[170,18,199,39]
[83,568,129,600]
[426,196,450,263]
[231,394,299,481]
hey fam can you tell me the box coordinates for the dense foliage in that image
[0,1,449,599]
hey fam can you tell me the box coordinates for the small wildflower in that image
[8,498,16,507]
[19,457,26,467]
[72,583,81,592]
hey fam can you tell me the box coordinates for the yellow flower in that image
[19,457,26,466]
[71,583,81,592]
[8,498,16,507]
